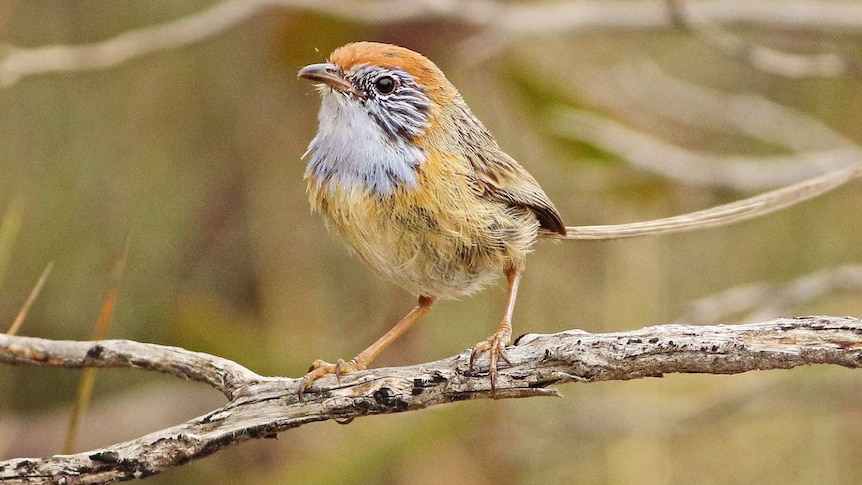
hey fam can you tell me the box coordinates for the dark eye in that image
[374,76,396,94]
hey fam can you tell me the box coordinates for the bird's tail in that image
[541,164,862,241]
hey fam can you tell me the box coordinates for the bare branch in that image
[1,316,861,483]
[681,264,862,323]
[670,0,851,78]
[0,337,264,401]
[549,108,861,190]
[543,63,862,240]
[597,61,857,152]
[3,0,862,87]
[6,262,53,336]
[0,0,261,87]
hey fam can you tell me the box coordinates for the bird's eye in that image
[374,76,396,94]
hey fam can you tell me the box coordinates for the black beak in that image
[298,63,355,94]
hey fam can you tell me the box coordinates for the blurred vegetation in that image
[1,2,860,484]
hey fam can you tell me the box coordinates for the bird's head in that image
[298,42,459,144]
[299,42,474,196]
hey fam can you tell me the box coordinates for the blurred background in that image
[1,1,861,483]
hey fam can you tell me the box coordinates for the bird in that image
[297,41,566,394]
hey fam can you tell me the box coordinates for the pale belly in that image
[309,183,539,299]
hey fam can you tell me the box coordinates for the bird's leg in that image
[299,295,434,395]
[470,267,521,391]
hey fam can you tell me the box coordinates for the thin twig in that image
[6,262,53,336]
[3,1,862,87]
[64,237,130,454]
[549,108,862,190]
[0,0,262,87]
[681,264,862,323]
[601,61,856,152]
[669,0,850,79]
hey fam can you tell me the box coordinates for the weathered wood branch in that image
[1,315,861,484]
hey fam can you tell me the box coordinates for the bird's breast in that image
[304,91,425,197]
[306,153,539,299]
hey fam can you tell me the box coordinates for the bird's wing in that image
[468,146,567,236]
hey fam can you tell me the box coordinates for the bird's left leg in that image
[470,267,521,391]
[298,296,434,395]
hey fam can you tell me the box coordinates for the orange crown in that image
[328,42,457,105]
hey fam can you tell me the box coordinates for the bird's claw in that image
[297,358,364,397]
[469,326,512,392]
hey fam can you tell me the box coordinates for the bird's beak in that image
[298,63,354,93]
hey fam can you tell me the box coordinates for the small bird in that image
[298,42,566,393]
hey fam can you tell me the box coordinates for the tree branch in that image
[550,108,862,191]
[668,0,852,79]
[585,60,858,153]
[681,264,862,323]
[1,315,861,483]
[3,0,862,87]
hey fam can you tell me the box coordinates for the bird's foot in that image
[469,325,513,392]
[298,358,365,396]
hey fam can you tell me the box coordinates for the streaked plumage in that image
[303,42,564,299]
[298,42,565,392]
